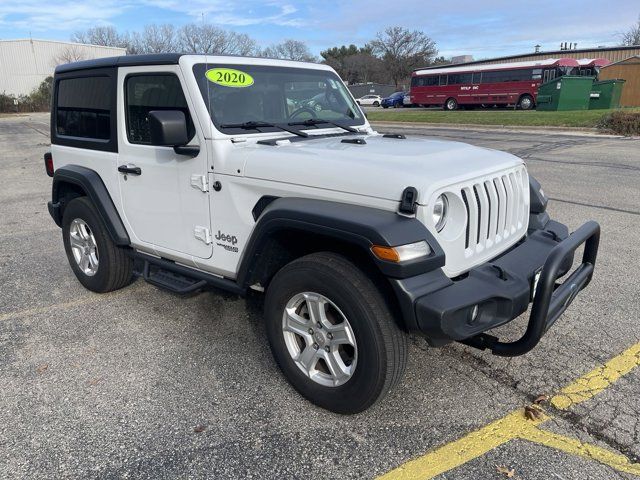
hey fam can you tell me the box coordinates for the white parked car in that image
[45,54,600,414]
[356,94,382,106]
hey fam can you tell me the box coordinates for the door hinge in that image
[194,226,212,245]
[190,174,209,192]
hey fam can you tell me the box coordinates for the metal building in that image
[0,39,126,96]
[427,45,640,68]
[599,56,640,107]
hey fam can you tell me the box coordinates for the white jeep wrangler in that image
[45,54,600,413]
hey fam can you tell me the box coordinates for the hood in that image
[240,133,525,204]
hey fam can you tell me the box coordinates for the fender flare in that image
[50,165,130,246]
[236,197,445,287]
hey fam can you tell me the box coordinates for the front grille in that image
[460,167,528,256]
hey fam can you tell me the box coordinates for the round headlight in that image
[432,194,448,232]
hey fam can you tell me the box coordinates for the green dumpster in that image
[535,76,593,111]
[589,79,625,110]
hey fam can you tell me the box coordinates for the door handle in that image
[118,164,142,175]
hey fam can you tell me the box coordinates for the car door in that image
[117,66,212,260]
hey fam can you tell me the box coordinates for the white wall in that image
[0,39,126,96]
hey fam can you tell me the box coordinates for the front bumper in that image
[391,219,600,356]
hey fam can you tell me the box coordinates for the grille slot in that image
[459,167,527,255]
[461,189,470,249]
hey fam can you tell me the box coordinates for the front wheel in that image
[518,94,534,110]
[373,101,380,107]
[264,252,407,413]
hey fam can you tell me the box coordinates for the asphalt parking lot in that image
[1,112,639,479]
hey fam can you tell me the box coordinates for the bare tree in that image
[177,25,259,55]
[226,32,258,56]
[369,26,437,87]
[71,26,134,52]
[262,39,316,62]
[621,15,640,46]
[53,45,87,66]
[72,23,272,58]
[130,24,179,54]
[179,24,227,53]
[72,26,120,46]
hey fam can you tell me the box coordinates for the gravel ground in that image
[1,113,639,479]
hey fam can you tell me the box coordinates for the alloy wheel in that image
[282,292,357,387]
[69,218,99,276]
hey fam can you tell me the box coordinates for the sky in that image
[0,0,638,60]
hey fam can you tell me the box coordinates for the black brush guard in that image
[462,221,600,357]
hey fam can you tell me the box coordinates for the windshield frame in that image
[192,63,366,136]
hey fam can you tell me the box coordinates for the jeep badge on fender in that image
[45,53,600,414]
[215,230,238,245]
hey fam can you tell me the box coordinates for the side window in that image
[439,75,448,86]
[425,76,439,86]
[472,72,481,84]
[125,74,195,145]
[56,76,111,140]
[448,73,473,85]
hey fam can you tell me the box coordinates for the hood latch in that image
[399,186,418,215]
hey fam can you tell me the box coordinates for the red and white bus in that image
[576,58,610,77]
[410,58,580,110]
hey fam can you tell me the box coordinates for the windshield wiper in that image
[219,121,308,138]
[288,118,359,133]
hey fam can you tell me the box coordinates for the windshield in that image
[193,63,365,135]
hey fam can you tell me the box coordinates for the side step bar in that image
[133,251,246,296]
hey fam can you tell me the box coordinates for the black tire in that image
[518,94,534,110]
[373,101,380,107]
[382,105,388,109]
[62,196,134,293]
[444,97,458,111]
[264,252,407,414]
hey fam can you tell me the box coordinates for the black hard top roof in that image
[55,53,184,73]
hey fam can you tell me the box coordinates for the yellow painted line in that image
[379,342,640,480]
[0,283,146,322]
[551,342,640,410]
[521,424,640,476]
[378,410,545,480]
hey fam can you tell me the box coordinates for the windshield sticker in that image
[205,68,254,88]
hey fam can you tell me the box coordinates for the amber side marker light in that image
[371,241,431,263]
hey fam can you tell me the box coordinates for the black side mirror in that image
[149,110,189,146]
[148,110,199,157]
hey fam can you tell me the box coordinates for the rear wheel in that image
[62,197,134,293]
[444,98,458,111]
[264,252,407,413]
[373,101,380,107]
[518,94,534,110]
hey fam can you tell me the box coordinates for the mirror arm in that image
[173,145,200,157]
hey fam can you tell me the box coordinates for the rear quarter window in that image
[56,76,111,140]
